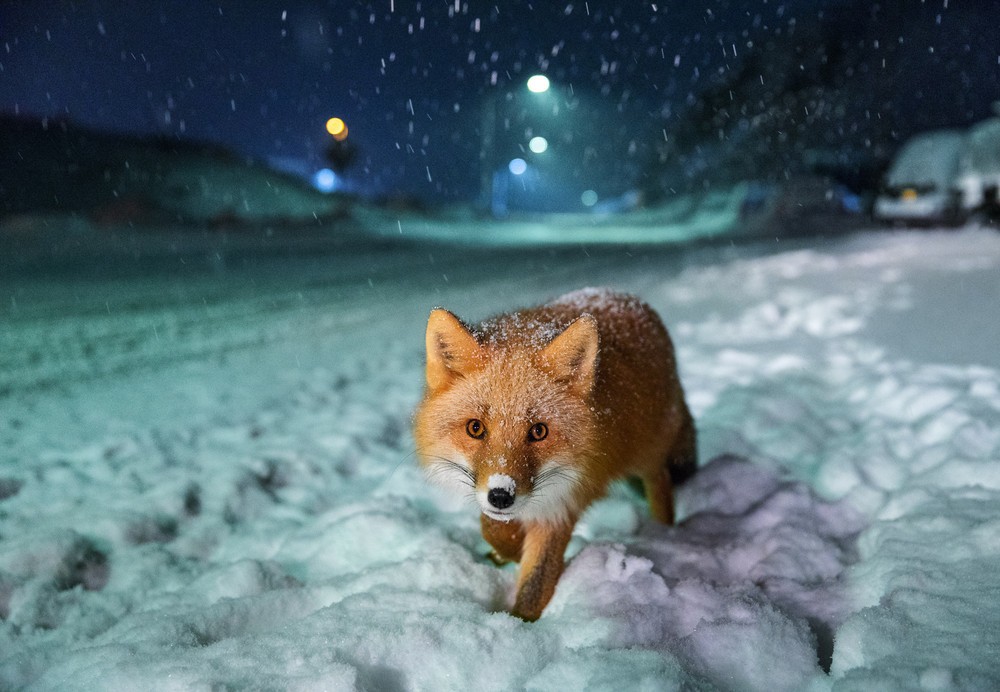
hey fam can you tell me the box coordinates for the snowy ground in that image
[1,226,999,691]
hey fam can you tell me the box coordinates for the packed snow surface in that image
[2,227,999,691]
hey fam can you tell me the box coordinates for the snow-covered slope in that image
[1,227,998,690]
[0,115,347,226]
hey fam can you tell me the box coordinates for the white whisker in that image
[422,453,477,497]
[518,460,583,525]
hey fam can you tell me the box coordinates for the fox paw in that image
[486,549,512,566]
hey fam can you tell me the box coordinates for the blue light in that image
[313,168,337,193]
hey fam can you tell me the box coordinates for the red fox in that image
[413,288,696,621]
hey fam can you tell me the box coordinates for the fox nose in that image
[487,487,515,510]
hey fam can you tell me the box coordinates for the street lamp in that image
[480,75,555,214]
[526,75,550,94]
[325,117,348,141]
[324,116,356,174]
[528,136,549,154]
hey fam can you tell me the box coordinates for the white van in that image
[874,130,965,225]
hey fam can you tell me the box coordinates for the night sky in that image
[2,0,998,203]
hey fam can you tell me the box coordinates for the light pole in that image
[478,96,498,211]
[479,75,553,215]
[323,115,356,176]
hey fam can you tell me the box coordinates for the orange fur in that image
[413,288,696,620]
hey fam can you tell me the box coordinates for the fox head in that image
[413,308,601,525]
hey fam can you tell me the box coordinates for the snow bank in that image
[2,228,999,690]
[359,184,771,247]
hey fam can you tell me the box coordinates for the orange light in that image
[326,117,348,141]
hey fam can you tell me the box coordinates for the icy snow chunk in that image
[552,456,862,687]
[889,386,959,423]
[0,531,110,593]
[681,453,784,517]
[548,543,671,648]
[526,647,689,691]
[833,487,1000,686]
[184,559,300,604]
[678,599,820,692]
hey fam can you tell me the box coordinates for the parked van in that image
[874,130,965,225]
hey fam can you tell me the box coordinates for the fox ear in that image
[539,314,599,395]
[425,309,482,391]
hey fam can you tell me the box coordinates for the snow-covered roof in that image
[885,130,964,188]
[960,118,1000,176]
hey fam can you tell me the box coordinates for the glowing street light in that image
[313,168,337,193]
[528,136,548,154]
[325,117,349,141]
[526,74,550,93]
[324,117,357,173]
[508,158,528,175]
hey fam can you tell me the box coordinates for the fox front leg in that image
[511,523,573,621]
[481,514,524,565]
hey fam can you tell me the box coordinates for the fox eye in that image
[528,422,548,442]
[466,419,486,439]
